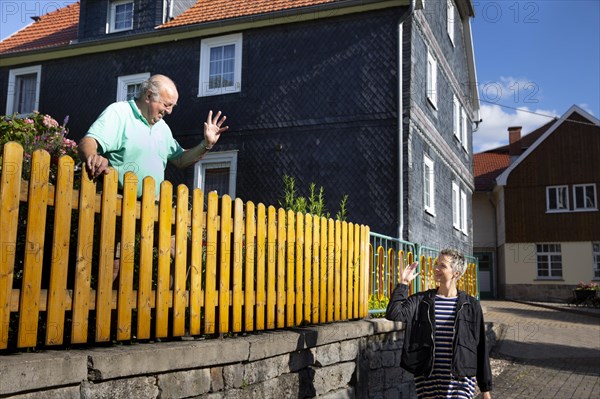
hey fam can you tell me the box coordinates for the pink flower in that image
[42,115,59,128]
[24,118,34,124]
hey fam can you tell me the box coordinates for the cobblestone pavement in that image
[475,300,600,399]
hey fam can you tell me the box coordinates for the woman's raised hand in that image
[401,262,419,285]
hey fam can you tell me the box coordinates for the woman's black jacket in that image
[385,284,493,393]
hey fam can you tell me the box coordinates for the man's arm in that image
[170,110,228,169]
[78,136,110,179]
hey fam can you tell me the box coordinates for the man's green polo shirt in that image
[85,100,184,197]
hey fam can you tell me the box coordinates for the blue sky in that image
[1,0,599,152]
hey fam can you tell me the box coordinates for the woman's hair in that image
[440,248,467,278]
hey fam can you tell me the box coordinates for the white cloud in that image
[479,76,543,105]
[473,103,559,153]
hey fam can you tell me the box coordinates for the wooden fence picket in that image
[219,195,232,333]
[18,149,50,347]
[232,198,244,333]
[0,142,22,349]
[255,203,266,331]
[303,214,312,324]
[189,188,204,336]
[136,177,156,339]
[46,156,75,345]
[295,212,304,326]
[244,202,256,332]
[266,206,276,330]
[155,181,173,338]
[319,217,327,324]
[286,210,295,327]
[276,208,285,329]
[172,185,189,337]
[204,191,218,334]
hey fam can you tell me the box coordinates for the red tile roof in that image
[160,0,338,29]
[0,2,79,54]
[473,152,509,191]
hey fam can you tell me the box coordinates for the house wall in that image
[404,5,474,254]
[472,191,496,249]
[505,112,600,243]
[501,242,596,300]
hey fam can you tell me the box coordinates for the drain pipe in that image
[397,0,415,241]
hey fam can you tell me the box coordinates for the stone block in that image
[8,386,80,399]
[157,368,210,398]
[223,363,244,389]
[0,351,88,396]
[87,339,249,380]
[340,339,359,362]
[381,351,395,368]
[80,377,159,399]
[210,367,224,392]
[310,342,341,366]
[384,366,403,389]
[369,352,382,369]
[311,362,356,395]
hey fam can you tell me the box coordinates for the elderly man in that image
[79,74,228,196]
[78,74,228,280]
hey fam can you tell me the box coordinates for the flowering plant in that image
[0,112,79,183]
[575,281,600,290]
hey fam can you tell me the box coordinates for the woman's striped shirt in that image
[414,296,477,399]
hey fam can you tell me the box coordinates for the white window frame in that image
[193,150,238,198]
[447,0,455,45]
[593,242,600,280]
[108,0,134,33]
[573,183,598,211]
[461,107,469,152]
[424,155,435,215]
[116,72,150,101]
[6,65,42,115]
[452,181,460,229]
[536,243,563,280]
[460,189,468,234]
[198,33,243,97]
[453,95,460,140]
[426,50,438,109]
[546,185,569,212]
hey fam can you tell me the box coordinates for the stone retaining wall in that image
[0,319,415,399]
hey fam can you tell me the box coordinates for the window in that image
[199,33,242,97]
[6,65,41,115]
[447,0,455,45]
[453,95,460,139]
[460,189,468,234]
[426,51,437,108]
[546,185,569,212]
[593,243,600,279]
[573,184,597,211]
[108,0,134,33]
[536,244,562,279]
[461,108,468,152]
[194,151,238,198]
[424,155,435,215]
[452,181,460,229]
[117,73,150,101]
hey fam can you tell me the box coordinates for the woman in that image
[385,248,492,399]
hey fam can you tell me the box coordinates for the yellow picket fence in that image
[0,142,370,350]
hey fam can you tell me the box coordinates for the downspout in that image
[397,0,415,240]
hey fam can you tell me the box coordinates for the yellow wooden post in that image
[116,172,137,341]
[189,188,204,336]
[18,150,51,347]
[95,169,118,343]
[311,215,320,324]
[286,210,295,327]
[276,208,286,328]
[319,217,327,324]
[334,220,341,321]
[46,156,75,345]
[136,177,156,339]
[346,223,354,319]
[232,198,244,333]
[0,142,23,349]
[172,185,189,337]
[155,181,173,338]
[266,206,276,329]
[295,212,304,326]
[219,195,232,333]
[255,204,266,330]
[353,224,360,318]
[71,167,96,344]
[341,222,348,320]
[303,214,312,324]
[327,218,334,322]
[204,191,219,334]
[244,202,256,331]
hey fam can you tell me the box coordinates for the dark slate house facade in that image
[0,0,479,254]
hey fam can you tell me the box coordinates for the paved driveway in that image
[476,300,600,399]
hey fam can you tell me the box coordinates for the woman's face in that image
[433,255,456,283]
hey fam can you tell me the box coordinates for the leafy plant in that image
[279,174,349,221]
[576,281,600,290]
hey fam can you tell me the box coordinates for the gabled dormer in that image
[77,0,195,42]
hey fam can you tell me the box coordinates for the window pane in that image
[16,73,37,113]
[115,3,133,30]
[205,167,230,196]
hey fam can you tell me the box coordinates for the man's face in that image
[147,88,178,125]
